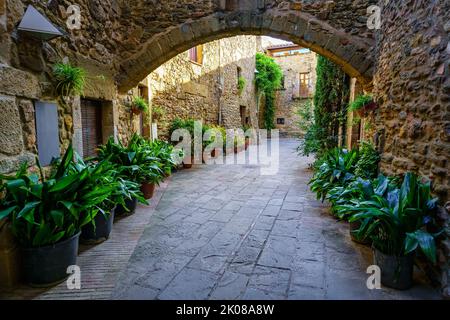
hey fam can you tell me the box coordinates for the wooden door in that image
[81,99,103,158]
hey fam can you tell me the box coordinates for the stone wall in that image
[148,35,260,139]
[372,0,449,297]
[271,49,318,137]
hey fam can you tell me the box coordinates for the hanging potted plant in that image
[0,146,115,286]
[349,94,377,118]
[53,62,86,98]
[347,173,441,290]
[132,96,149,115]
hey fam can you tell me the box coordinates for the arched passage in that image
[117,10,374,93]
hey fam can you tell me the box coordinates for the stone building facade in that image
[0,0,448,296]
[266,44,317,137]
[147,35,261,139]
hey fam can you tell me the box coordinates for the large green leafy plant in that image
[0,146,115,247]
[97,134,163,186]
[355,141,380,179]
[255,53,282,130]
[346,173,440,263]
[309,148,359,201]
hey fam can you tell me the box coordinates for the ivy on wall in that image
[298,55,350,156]
[255,53,282,130]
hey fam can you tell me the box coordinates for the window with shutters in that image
[188,45,203,65]
[299,72,310,97]
[81,99,103,158]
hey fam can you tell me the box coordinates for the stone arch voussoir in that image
[117,9,374,93]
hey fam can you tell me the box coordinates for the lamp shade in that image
[17,5,64,41]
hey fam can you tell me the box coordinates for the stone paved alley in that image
[112,139,440,300]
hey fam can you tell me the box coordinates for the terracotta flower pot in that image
[141,182,156,199]
[183,156,194,169]
[131,106,141,115]
[245,138,250,150]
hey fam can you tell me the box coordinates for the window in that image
[240,106,247,126]
[81,99,103,158]
[277,118,285,125]
[188,45,203,65]
[300,72,310,97]
[35,101,60,166]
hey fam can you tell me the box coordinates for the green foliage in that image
[97,134,164,186]
[133,96,149,114]
[53,62,86,97]
[296,100,326,157]
[349,94,373,112]
[328,174,397,220]
[238,76,247,96]
[0,145,116,247]
[345,173,440,262]
[152,104,165,121]
[306,56,350,155]
[255,53,282,130]
[355,141,380,179]
[308,148,359,202]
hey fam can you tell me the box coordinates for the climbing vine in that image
[255,53,282,130]
[298,55,350,156]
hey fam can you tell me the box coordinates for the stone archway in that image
[117,9,375,93]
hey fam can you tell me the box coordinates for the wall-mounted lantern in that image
[17,5,64,41]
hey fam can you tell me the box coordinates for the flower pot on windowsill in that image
[21,232,80,287]
[81,208,115,244]
[373,248,414,290]
[141,182,156,199]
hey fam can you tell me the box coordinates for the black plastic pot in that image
[115,197,138,216]
[80,208,115,244]
[21,232,80,287]
[373,248,414,290]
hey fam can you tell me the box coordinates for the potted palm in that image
[347,173,440,290]
[0,146,115,286]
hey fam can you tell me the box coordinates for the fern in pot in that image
[0,146,115,286]
[346,173,441,290]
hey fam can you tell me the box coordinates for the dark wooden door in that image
[81,99,103,158]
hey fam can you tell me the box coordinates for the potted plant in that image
[238,76,247,96]
[349,94,377,118]
[97,136,149,213]
[132,96,149,115]
[53,62,86,98]
[309,147,359,202]
[331,175,399,245]
[64,155,120,244]
[0,146,115,286]
[347,173,440,290]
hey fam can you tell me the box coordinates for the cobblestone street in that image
[113,139,440,300]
